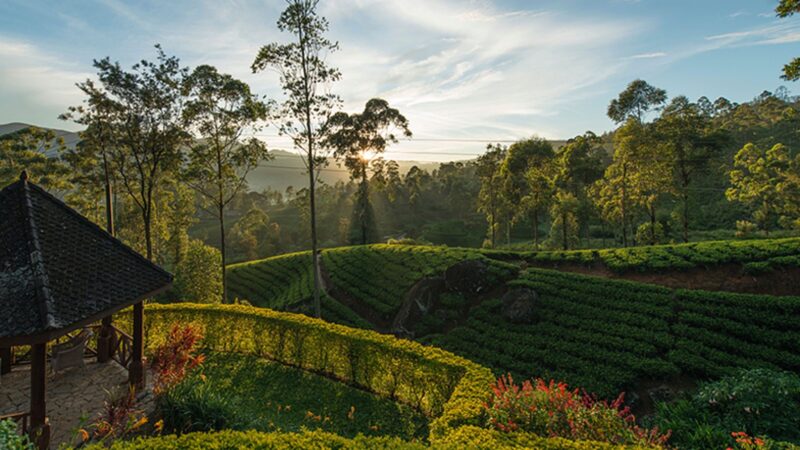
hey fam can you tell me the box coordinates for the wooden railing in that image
[110,325,133,369]
[0,412,30,434]
[8,322,133,371]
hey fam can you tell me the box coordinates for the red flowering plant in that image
[483,374,670,447]
[149,323,205,395]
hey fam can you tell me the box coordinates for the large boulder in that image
[444,259,489,295]
[501,288,538,324]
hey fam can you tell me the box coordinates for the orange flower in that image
[79,428,90,442]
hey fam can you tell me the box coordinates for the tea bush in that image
[655,369,800,449]
[502,237,800,273]
[428,268,800,398]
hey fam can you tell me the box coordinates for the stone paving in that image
[0,359,131,448]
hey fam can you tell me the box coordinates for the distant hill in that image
[0,122,81,155]
[0,122,455,191]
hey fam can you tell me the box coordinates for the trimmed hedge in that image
[84,428,651,449]
[129,303,494,442]
[499,237,800,273]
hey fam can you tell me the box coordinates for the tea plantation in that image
[498,237,800,273]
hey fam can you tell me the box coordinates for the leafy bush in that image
[655,369,800,449]
[82,428,654,449]
[512,237,800,273]
[173,239,223,304]
[0,419,33,450]
[483,375,669,446]
[156,376,247,434]
[635,222,666,246]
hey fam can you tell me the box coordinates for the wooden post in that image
[29,343,50,450]
[97,317,115,363]
[0,347,11,375]
[128,301,145,389]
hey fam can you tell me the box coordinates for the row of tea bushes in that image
[226,251,314,308]
[428,268,800,398]
[494,237,800,273]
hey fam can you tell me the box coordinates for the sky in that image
[1,0,799,162]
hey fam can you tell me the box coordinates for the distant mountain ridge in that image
[0,122,567,191]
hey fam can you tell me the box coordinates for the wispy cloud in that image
[628,52,667,59]
[0,36,91,126]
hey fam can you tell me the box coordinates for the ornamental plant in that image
[149,323,205,395]
[483,374,670,446]
[89,386,148,441]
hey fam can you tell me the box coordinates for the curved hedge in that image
[85,428,649,449]
[135,303,494,442]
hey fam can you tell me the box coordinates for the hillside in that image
[226,239,800,406]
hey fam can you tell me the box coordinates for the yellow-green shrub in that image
[83,428,652,449]
[120,304,657,448]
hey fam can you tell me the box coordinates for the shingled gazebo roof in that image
[0,173,172,346]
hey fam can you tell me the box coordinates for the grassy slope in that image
[180,353,428,439]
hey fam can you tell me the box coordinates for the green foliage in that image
[668,289,800,379]
[158,353,427,438]
[226,250,314,308]
[635,221,665,246]
[430,269,677,398]
[430,267,800,399]
[126,302,493,425]
[517,237,800,273]
[727,143,794,234]
[157,376,248,433]
[0,126,71,192]
[0,419,33,450]
[173,239,223,303]
[321,245,514,320]
[655,369,800,449]
[607,79,667,123]
[83,427,654,449]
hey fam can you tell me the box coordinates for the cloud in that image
[628,52,667,59]
[0,36,91,128]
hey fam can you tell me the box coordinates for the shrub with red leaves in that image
[149,323,205,395]
[483,374,670,446]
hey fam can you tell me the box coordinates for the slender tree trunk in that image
[621,165,628,247]
[219,204,227,303]
[682,190,689,243]
[298,18,322,318]
[650,204,657,245]
[562,211,568,251]
[489,188,496,248]
[361,163,369,245]
[532,209,539,250]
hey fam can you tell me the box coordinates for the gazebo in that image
[0,172,172,449]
